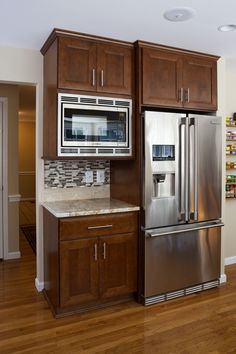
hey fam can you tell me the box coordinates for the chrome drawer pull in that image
[87,224,113,230]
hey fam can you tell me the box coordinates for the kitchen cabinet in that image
[58,37,133,95]
[43,209,138,316]
[41,29,134,159]
[141,45,218,111]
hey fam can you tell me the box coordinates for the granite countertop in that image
[42,198,140,218]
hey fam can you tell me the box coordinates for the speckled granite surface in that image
[42,198,140,218]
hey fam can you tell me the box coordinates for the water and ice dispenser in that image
[152,145,175,199]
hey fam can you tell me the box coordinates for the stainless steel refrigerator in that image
[142,111,223,305]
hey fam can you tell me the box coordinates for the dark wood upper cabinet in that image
[58,37,97,92]
[97,44,132,95]
[142,48,183,108]
[57,36,133,96]
[182,55,217,110]
[139,43,219,111]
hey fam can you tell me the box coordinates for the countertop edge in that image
[42,202,140,218]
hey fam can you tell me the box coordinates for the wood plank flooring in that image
[1,206,236,353]
[19,200,36,226]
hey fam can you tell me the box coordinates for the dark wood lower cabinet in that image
[43,208,138,317]
[99,234,137,299]
[60,238,99,308]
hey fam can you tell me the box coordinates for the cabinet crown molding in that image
[41,28,134,55]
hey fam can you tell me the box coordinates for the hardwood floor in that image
[1,205,236,353]
[1,237,236,354]
[19,201,36,226]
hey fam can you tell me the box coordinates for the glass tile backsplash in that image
[44,160,110,189]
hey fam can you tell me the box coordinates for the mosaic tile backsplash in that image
[44,160,110,189]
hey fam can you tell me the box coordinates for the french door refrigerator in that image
[142,111,223,305]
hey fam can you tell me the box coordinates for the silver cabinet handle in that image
[103,242,106,260]
[186,88,190,103]
[179,87,184,103]
[94,243,98,261]
[88,224,113,230]
[92,68,96,87]
[101,70,104,87]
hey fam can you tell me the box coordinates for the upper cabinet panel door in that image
[97,44,133,96]
[182,56,217,111]
[58,37,97,91]
[142,48,183,107]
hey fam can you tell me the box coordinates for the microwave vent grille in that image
[98,99,114,106]
[98,148,113,154]
[115,149,130,154]
[61,96,79,103]
[61,148,78,154]
[80,97,97,104]
[80,148,96,154]
[115,100,130,107]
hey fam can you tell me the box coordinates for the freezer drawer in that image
[144,221,222,298]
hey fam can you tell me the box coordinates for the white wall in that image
[0,46,44,287]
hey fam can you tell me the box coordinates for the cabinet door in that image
[60,238,99,308]
[142,48,183,107]
[97,44,133,95]
[182,55,217,111]
[58,37,97,91]
[99,233,137,299]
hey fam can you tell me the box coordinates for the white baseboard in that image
[5,251,21,260]
[35,277,44,292]
[224,256,236,266]
[219,273,227,284]
[20,197,35,201]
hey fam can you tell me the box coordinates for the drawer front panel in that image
[60,212,138,240]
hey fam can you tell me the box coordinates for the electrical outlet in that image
[96,170,105,183]
[85,170,93,183]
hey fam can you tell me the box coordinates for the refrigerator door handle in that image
[178,118,187,221]
[185,117,189,222]
[189,117,198,221]
[145,222,224,238]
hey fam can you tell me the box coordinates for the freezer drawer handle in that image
[146,223,224,238]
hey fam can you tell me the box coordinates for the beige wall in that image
[0,84,19,254]
[19,120,36,200]
[0,46,43,285]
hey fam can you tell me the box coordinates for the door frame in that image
[0,97,8,259]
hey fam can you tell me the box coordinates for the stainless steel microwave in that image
[57,93,132,157]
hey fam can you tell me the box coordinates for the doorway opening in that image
[0,83,36,260]
[18,85,36,255]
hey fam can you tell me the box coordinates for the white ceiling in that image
[1,0,236,57]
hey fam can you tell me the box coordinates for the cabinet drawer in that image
[60,212,138,240]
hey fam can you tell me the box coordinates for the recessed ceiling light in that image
[163,7,196,22]
[218,24,236,32]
